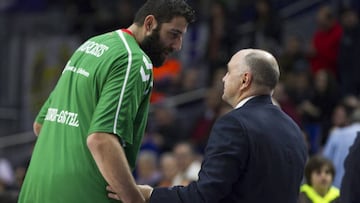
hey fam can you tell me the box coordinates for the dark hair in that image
[334,100,355,121]
[304,155,335,186]
[244,52,279,89]
[134,0,195,26]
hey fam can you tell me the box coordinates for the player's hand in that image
[106,185,121,201]
[106,185,153,202]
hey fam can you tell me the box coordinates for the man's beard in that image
[140,28,172,67]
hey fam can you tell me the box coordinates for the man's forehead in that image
[160,16,188,32]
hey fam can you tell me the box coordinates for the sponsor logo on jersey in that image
[45,108,79,127]
[62,61,90,77]
[77,40,109,57]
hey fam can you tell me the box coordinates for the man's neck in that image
[127,24,144,44]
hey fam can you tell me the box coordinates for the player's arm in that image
[33,122,42,136]
[88,51,150,202]
[87,132,145,203]
[33,91,53,136]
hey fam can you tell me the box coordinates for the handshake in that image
[107,185,153,203]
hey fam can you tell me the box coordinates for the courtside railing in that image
[0,88,208,150]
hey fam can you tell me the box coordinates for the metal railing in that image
[0,131,35,149]
[237,0,327,36]
[279,0,325,19]
[0,88,208,149]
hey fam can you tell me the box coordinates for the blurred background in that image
[1,0,360,200]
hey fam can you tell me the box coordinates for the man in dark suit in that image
[341,131,360,203]
[109,49,308,203]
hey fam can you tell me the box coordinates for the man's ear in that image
[144,15,158,34]
[241,72,252,89]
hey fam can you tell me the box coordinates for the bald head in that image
[232,49,279,89]
[222,49,280,107]
[243,49,279,90]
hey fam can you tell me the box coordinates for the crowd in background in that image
[1,0,360,202]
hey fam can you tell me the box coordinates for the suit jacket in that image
[341,132,360,203]
[150,95,307,203]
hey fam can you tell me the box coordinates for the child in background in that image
[298,155,340,203]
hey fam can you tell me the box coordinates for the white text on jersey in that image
[45,108,80,127]
[77,41,109,57]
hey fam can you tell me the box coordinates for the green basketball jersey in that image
[18,30,153,203]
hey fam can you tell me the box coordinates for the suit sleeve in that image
[341,135,360,202]
[150,114,249,203]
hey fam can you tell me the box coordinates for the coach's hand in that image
[138,185,153,202]
[107,185,153,203]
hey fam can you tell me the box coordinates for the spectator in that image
[298,69,340,147]
[328,102,354,134]
[286,70,312,106]
[190,88,223,152]
[136,150,161,187]
[249,0,283,56]
[273,81,302,126]
[172,142,201,186]
[278,35,309,79]
[299,155,340,203]
[206,0,231,84]
[156,153,178,187]
[308,5,343,78]
[322,107,360,188]
[178,3,209,68]
[338,8,360,96]
[93,0,135,35]
[175,68,203,94]
[151,103,185,152]
[0,158,14,190]
[0,157,16,203]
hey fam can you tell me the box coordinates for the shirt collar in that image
[235,96,256,109]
